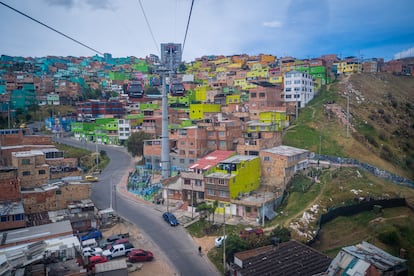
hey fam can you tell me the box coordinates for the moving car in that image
[162,212,179,226]
[215,235,227,247]
[82,247,103,257]
[127,249,154,262]
[84,175,99,182]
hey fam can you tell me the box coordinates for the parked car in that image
[162,212,179,226]
[127,249,154,262]
[102,243,134,259]
[86,255,107,270]
[106,233,129,243]
[100,238,130,250]
[82,247,103,257]
[81,238,98,248]
[215,235,227,247]
[81,229,103,241]
[239,227,264,239]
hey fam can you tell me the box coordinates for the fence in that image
[307,197,408,246]
[312,154,414,188]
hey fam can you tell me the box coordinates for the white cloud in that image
[262,20,282,28]
[393,47,414,59]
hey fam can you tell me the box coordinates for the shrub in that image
[378,230,399,245]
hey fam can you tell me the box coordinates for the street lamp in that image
[191,181,194,219]
[223,203,226,275]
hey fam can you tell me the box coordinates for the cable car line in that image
[0,1,104,56]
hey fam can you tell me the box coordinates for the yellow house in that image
[214,57,231,65]
[334,61,362,75]
[205,155,261,214]
[194,86,208,102]
[226,94,241,105]
[189,103,221,120]
[268,76,283,84]
[256,111,288,131]
[234,78,247,87]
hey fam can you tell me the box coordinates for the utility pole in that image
[346,93,350,138]
[262,193,265,227]
[191,181,194,219]
[223,204,226,275]
[7,103,10,129]
[110,175,113,210]
[96,142,99,171]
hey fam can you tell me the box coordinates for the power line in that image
[181,0,194,55]
[137,0,160,56]
[0,1,104,55]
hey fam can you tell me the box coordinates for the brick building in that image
[0,167,20,202]
[259,145,309,190]
[21,182,91,214]
[11,151,50,188]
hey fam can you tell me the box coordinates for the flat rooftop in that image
[0,220,73,246]
[262,145,308,157]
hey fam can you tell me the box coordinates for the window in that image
[180,141,185,145]
[189,150,194,155]
[207,189,215,196]
[218,131,225,137]
[184,179,191,185]
[1,216,9,222]
[285,80,291,85]
[245,206,251,212]
[264,156,271,161]
[285,88,291,92]
[294,80,301,84]
[294,87,300,91]
[22,171,30,176]
[179,150,185,155]
[219,141,226,148]
[259,92,265,98]
[208,131,214,137]
[286,95,292,99]
[219,190,229,198]
[250,92,257,98]
[179,159,185,164]
[195,180,202,186]
[39,170,46,175]
[207,140,216,146]
[22,159,30,165]
[219,179,225,185]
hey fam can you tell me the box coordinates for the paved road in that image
[54,137,219,276]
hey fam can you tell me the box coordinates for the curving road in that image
[54,137,219,276]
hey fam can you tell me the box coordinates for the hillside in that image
[284,72,414,180]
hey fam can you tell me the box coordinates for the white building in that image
[118,119,131,142]
[283,71,314,108]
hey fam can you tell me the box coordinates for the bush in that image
[378,230,399,245]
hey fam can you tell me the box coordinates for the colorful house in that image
[204,155,261,214]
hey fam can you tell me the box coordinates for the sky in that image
[1,0,414,62]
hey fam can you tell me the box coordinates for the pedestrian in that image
[198,246,202,256]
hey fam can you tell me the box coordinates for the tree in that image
[196,202,215,222]
[126,131,152,157]
[269,226,291,242]
[225,234,248,265]
[211,200,219,224]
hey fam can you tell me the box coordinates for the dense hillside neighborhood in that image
[0,50,413,275]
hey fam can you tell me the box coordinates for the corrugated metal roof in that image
[262,145,309,157]
[187,150,235,171]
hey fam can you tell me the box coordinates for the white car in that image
[82,247,103,257]
[215,235,227,247]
